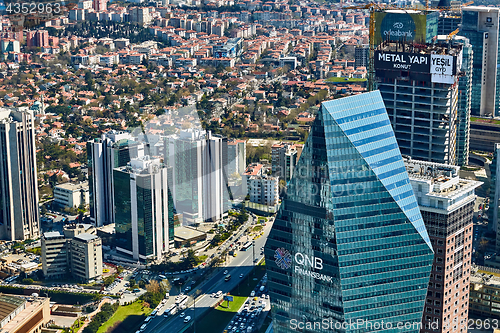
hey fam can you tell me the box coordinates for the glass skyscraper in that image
[459,7,500,117]
[265,91,434,333]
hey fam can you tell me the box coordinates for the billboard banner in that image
[431,74,455,84]
[430,54,455,75]
[374,51,430,72]
[374,11,428,46]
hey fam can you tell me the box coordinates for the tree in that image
[146,280,160,294]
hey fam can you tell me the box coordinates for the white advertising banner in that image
[430,54,454,76]
[431,74,455,84]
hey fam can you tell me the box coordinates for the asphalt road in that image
[143,219,273,333]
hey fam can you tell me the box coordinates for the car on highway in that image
[224,270,229,275]
[240,274,244,278]
[180,312,186,318]
[184,316,191,323]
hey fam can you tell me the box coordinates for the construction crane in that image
[447,28,459,40]
[344,3,383,92]
[426,0,474,11]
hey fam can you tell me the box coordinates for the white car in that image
[180,312,186,318]
[184,316,191,323]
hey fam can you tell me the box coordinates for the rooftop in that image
[174,226,206,241]
[55,181,88,191]
[43,231,63,239]
[74,233,99,242]
[377,41,462,57]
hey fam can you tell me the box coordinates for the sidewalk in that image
[76,298,114,333]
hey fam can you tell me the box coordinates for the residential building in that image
[227,139,247,177]
[113,156,174,262]
[405,158,481,333]
[375,41,464,165]
[248,175,278,206]
[41,231,68,280]
[242,163,264,197]
[129,7,151,25]
[459,7,500,117]
[271,142,297,182]
[87,131,144,227]
[53,182,89,209]
[26,30,49,48]
[470,269,500,318]
[93,0,106,11]
[0,295,50,333]
[0,107,39,241]
[264,91,434,333]
[354,44,368,69]
[70,234,103,283]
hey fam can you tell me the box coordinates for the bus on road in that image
[176,295,189,309]
[241,242,253,251]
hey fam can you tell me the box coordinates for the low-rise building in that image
[53,181,89,209]
[70,234,103,283]
[0,295,50,333]
[41,228,103,283]
[41,232,68,280]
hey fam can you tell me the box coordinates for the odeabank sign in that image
[375,51,456,75]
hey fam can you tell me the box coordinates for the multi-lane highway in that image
[143,219,273,333]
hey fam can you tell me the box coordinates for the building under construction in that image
[374,40,467,165]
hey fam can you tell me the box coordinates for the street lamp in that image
[252,240,256,275]
[193,290,201,333]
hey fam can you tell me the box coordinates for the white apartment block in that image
[249,175,279,206]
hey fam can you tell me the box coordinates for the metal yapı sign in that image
[374,51,430,72]
[375,51,457,79]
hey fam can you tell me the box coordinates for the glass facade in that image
[456,39,473,166]
[265,91,434,333]
[113,169,132,253]
[460,9,500,117]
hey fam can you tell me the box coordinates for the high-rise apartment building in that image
[248,175,279,206]
[405,159,480,333]
[271,143,297,182]
[265,91,434,333]
[87,131,144,227]
[0,108,39,241]
[26,30,49,48]
[375,41,464,165]
[459,7,500,117]
[354,44,369,69]
[113,156,174,261]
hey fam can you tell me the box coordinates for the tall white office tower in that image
[87,131,145,227]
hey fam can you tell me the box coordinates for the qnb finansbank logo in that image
[274,248,333,283]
